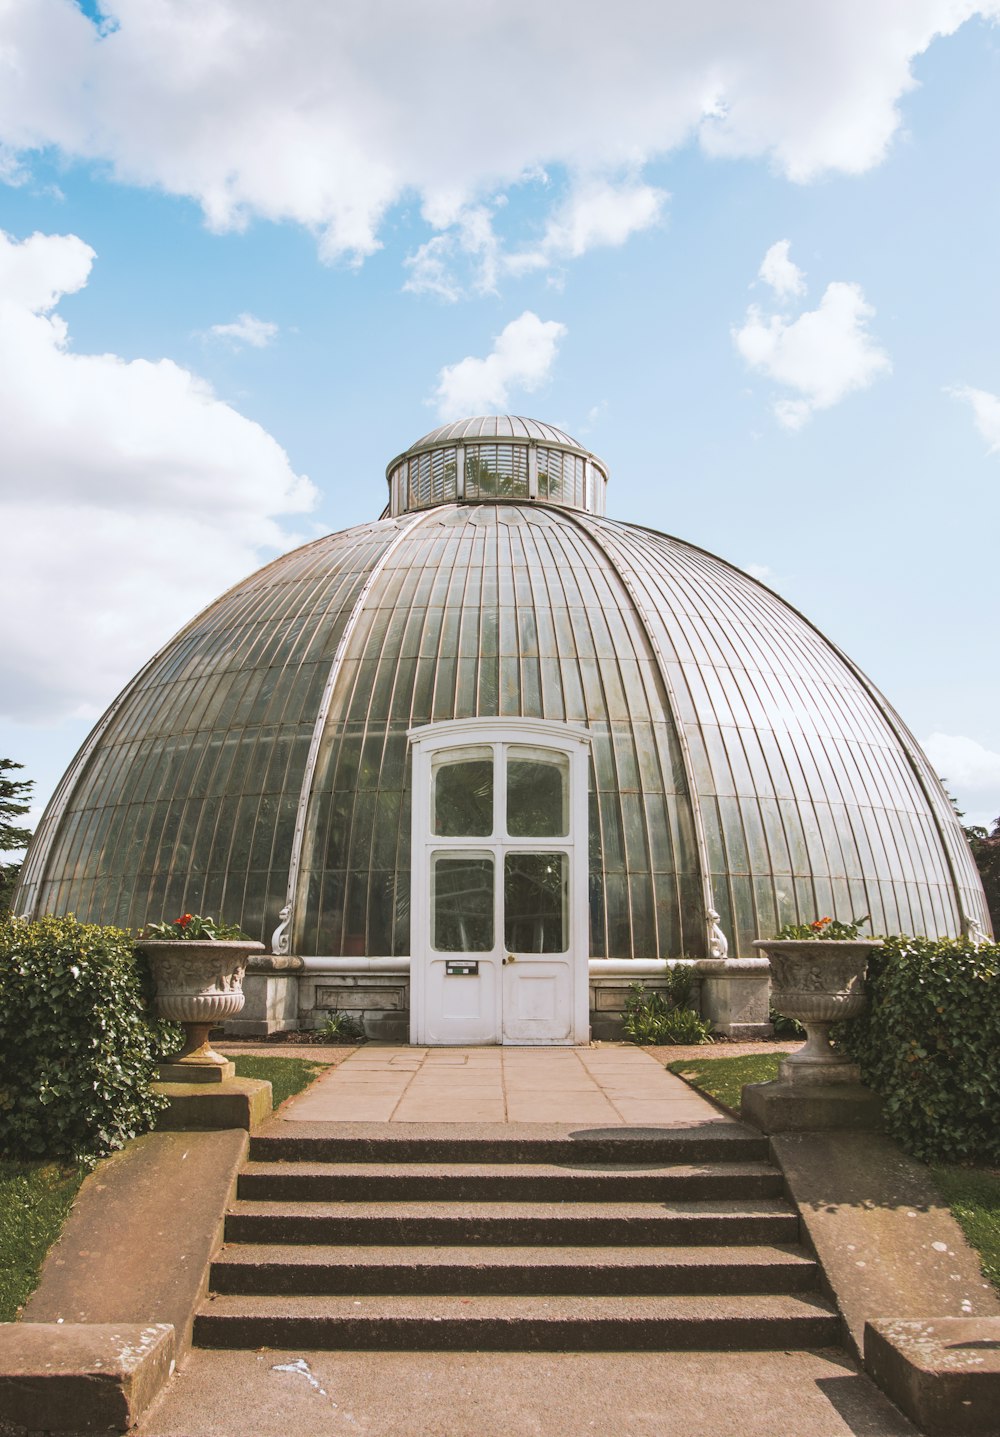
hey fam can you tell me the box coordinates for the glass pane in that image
[507,750,568,837]
[432,855,494,952]
[504,852,568,953]
[433,753,493,836]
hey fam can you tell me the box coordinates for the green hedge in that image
[0,915,168,1163]
[836,935,1000,1163]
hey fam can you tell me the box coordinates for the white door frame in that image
[408,718,591,1046]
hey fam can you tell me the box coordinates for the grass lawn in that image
[0,1160,86,1321]
[931,1164,1000,1295]
[232,1054,330,1108]
[667,1051,782,1111]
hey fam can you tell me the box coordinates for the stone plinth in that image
[158,1057,236,1083]
[866,1317,1000,1435]
[153,1077,272,1131]
[742,1073,882,1132]
[0,1322,175,1433]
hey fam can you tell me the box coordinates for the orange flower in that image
[177,913,193,927]
[811,916,832,930]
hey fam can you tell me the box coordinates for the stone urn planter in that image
[753,938,880,1079]
[136,938,265,1079]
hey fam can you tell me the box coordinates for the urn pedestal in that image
[137,939,265,1082]
[742,938,883,1132]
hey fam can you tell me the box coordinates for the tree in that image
[0,759,34,915]
[963,816,1000,938]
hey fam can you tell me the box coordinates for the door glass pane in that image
[433,751,493,836]
[504,853,567,953]
[506,749,569,837]
[433,855,494,951]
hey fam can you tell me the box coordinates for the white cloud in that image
[734,248,891,427]
[434,312,567,421]
[922,732,1000,829]
[208,312,278,348]
[408,178,665,299]
[506,177,666,276]
[949,384,1000,452]
[0,1,994,268]
[757,240,806,299]
[744,562,774,582]
[404,205,501,301]
[0,229,316,723]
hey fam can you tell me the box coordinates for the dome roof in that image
[384,414,609,519]
[19,436,990,960]
[401,415,585,453]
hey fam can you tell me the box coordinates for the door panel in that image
[426,956,500,1045]
[502,959,573,1043]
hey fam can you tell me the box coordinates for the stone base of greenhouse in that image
[228,954,772,1044]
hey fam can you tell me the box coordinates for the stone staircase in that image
[193,1125,841,1351]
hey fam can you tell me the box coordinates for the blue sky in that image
[1,0,999,837]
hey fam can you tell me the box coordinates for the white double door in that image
[409,720,590,1046]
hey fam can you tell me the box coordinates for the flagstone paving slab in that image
[280,1046,730,1126]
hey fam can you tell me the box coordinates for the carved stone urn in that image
[753,938,879,1081]
[136,938,265,1080]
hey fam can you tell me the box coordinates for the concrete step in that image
[236,1160,785,1204]
[224,1199,801,1248]
[210,1242,820,1297]
[248,1125,768,1167]
[193,1291,840,1351]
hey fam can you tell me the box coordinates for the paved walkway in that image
[136,1347,917,1436]
[281,1046,732,1125]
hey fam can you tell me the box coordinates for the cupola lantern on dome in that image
[386,414,608,517]
[16,415,991,1045]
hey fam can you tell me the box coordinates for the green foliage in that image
[769,1003,805,1038]
[232,1055,328,1109]
[774,914,870,940]
[963,818,1000,937]
[315,1011,366,1043]
[621,970,714,1046]
[835,935,1000,1164]
[0,915,169,1162]
[0,1159,86,1319]
[0,864,20,920]
[931,1164,1000,1295]
[0,759,33,917]
[669,1053,783,1111]
[140,912,251,940]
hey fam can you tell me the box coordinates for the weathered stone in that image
[0,1322,174,1433]
[741,1078,883,1133]
[157,1057,236,1083]
[226,968,300,1035]
[865,1317,1000,1434]
[24,1130,248,1352]
[698,959,773,1038]
[770,1133,1000,1363]
[153,1077,272,1131]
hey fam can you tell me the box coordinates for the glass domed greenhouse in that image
[17,416,990,1044]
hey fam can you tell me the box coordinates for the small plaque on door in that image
[445,960,479,976]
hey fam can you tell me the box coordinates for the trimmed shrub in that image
[836,935,1000,1164]
[0,915,168,1162]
